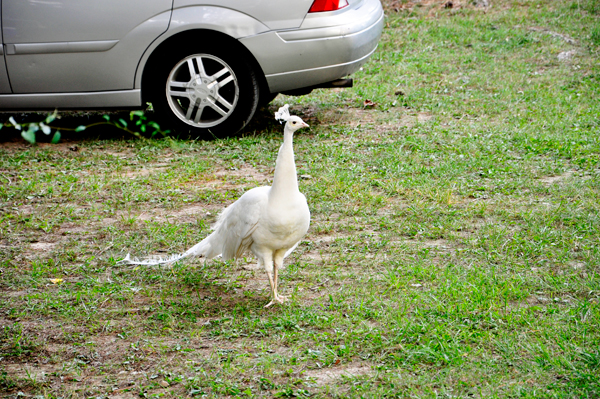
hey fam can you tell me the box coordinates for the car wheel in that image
[149,45,259,139]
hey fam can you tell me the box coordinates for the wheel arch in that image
[136,5,272,101]
[140,29,270,105]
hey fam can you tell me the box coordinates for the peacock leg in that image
[262,254,279,308]
[273,251,288,303]
[264,271,277,308]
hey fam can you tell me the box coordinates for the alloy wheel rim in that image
[166,54,239,128]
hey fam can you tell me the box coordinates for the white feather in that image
[274,104,290,123]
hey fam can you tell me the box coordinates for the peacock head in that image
[275,104,309,133]
[285,116,309,133]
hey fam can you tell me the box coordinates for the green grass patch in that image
[1,0,599,397]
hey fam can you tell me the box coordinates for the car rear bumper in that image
[240,0,384,93]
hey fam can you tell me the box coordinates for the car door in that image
[2,0,173,94]
[0,4,11,93]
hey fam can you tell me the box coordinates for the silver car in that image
[0,0,383,137]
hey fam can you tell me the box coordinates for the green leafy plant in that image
[3,112,61,144]
[95,109,170,139]
[4,107,169,144]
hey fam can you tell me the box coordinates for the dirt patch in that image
[211,163,270,182]
[303,364,371,385]
[417,113,434,123]
[300,232,359,263]
[100,149,135,158]
[319,107,434,134]
[0,331,218,397]
[558,50,577,61]
[2,290,29,298]
[529,27,578,45]
[57,222,89,235]
[384,0,490,14]
[30,242,57,251]
[136,204,211,223]
[420,238,454,251]
[193,163,272,193]
[123,163,170,178]
[539,170,574,186]
[3,362,56,383]
[94,203,224,230]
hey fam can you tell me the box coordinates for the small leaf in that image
[51,131,61,144]
[103,114,111,121]
[45,112,57,124]
[75,125,86,132]
[40,122,51,135]
[21,130,36,144]
[9,116,21,130]
[118,118,127,127]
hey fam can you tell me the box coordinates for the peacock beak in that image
[301,122,309,128]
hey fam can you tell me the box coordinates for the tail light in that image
[308,0,349,13]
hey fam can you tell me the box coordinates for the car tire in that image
[149,43,260,139]
[258,92,279,108]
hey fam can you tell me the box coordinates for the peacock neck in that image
[269,128,299,201]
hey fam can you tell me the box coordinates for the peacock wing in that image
[215,186,269,260]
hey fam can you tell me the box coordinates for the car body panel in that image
[0,49,10,94]
[0,6,11,94]
[240,0,383,93]
[167,6,270,42]
[2,0,172,93]
[2,0,172,43]
[0,90,141,110]
[280,0,381,40]
[264,44,379,94]
[173,0,313,30]
[132,5,273,90]
[6,40,119,55]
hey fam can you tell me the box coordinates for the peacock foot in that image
[264,294,288,308]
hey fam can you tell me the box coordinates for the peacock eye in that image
[292,121,296,124]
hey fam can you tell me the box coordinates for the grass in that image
[1,0,599,397]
